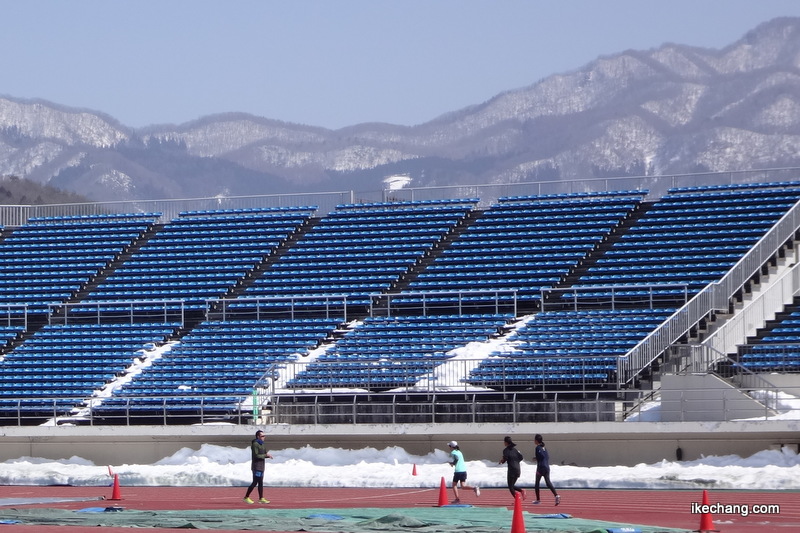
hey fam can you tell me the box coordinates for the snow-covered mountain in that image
[2,17,800,201]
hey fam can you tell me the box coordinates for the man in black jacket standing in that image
[243,430,273,504]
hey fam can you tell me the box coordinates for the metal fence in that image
[257,358,614,395]
[3,168,800,227]
[267,391,622,425]
[385,168,800,205]
[0,191,355,226]
[0,396,253,426]
[0,391,626,427]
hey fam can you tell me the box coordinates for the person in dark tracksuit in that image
[243,430,273,504]
[499,435,526,500]
[532,434,560,506]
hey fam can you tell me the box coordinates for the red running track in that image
[0,485,797,532]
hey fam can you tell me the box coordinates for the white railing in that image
[703,261,800,356]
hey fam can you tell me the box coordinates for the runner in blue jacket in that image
[533,434,560,506]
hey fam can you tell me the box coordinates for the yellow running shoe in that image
[259,498,270,504]
[243,497,254,504]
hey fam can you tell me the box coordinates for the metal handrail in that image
[617,198,800,386]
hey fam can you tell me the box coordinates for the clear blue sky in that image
[4,1,800,130]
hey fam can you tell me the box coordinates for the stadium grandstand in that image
[0,169,799,468]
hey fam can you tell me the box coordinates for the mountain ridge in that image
[2,17,800,201]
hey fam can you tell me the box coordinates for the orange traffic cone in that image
[108,474,122,501]
[510,492,526,533]
[697,489,717,532]
[412,464,417,476]
[437,476,449,507]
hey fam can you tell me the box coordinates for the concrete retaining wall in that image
[1,419,798,468]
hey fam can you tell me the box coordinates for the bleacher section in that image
[466,309,674,390]
[564,182,800,301]
[93,318,340,420]
[0,322,178,415]
[78,207,315,310]
[287,314,512,391]
[237,200,477,306]
[0,214,157,312]
[0,179,799,424]
[399,191,645,306]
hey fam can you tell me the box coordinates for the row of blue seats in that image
[138,242,281,253]
[336,198,476,209]
[9,229,148,239]
[652,199,798,210]
[621,229,767,240]
[579,271,723,281]
[0,249,124,257]
[6,239,139,248]
[587,262,732,273]
[467,373,611,383]
[418,267,567,277]
[330,209,472,219]
[663,187,800,197]
[662,187,800,198]
[629,221,779,232]
[467,220,624,229]
[175,344,316,353]
[296,236,448,247]
[112,267,249,276]
[596,253,742,263]
[93,279,233,288]
[143,235,287,244]
[168,214,308,224]
[110,386,245,396]
[344,327,498,336]
[641,211,789,222]
[491,200,639,209]
[0,277,86,284]
[0,260,106,268]
[487,205,638,216]
[498,189,645,201]
[613,237,754,247]
[104,272,245,281]
[668,180,800,193]
[178,205,316,215]
[319,218,461,227]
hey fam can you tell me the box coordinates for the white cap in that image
[447,440,458,448]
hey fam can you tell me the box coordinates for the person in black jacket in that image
[243,430,273,504]
[533,434,560,506]
[499,435,526,500]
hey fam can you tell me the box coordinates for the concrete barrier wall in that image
[1,420,798,468]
